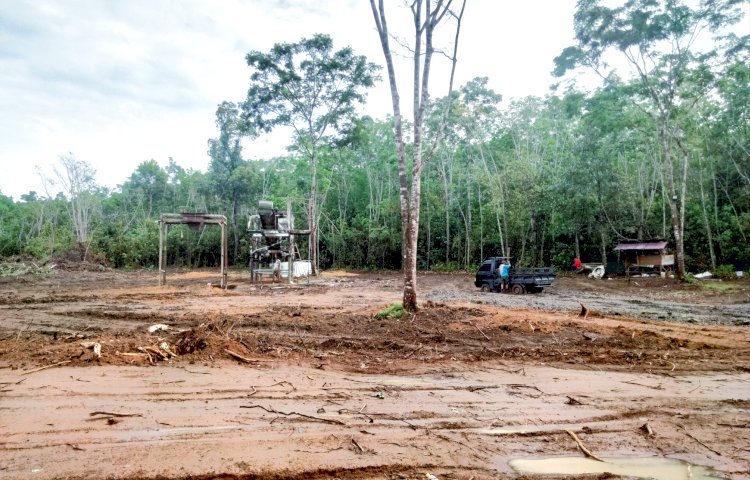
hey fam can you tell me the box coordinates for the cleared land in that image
[1,268,748,479]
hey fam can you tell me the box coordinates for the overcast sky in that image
[0,0,579,200]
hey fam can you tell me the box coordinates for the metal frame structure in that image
[247,200,310,284]
[158,213,228,288]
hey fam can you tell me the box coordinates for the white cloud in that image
[0,0,578,200]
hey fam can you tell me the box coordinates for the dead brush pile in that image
[0,256,56,277]
[50,249,110,272]
[173,318,255,362]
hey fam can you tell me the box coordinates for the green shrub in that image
[431,261,461,272]
[375,303,405,319]
[714,264,737,280]
[550,242,574,271]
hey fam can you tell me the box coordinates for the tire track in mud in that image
[426,286,750,325]
[2,364,748,479]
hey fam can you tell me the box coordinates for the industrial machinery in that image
[247,200,310,282]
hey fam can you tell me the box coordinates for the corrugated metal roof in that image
[614,241,668,251]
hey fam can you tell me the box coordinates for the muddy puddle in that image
[509,456,725,479]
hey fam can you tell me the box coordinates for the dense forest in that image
[1,1,748,276]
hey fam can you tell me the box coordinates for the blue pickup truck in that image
[474,257,556,294]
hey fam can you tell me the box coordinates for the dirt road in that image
[1,269,749,479]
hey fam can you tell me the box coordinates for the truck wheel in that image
[480,284,490,292]
[512,284,525,295]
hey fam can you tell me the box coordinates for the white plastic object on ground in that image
[694,271,713,279]
[588,265,605,279]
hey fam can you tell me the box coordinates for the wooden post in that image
[220,220,227,289]
[158,221,167,286]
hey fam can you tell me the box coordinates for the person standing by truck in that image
[500,260,511,292]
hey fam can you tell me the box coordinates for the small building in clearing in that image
[614,240,674,275]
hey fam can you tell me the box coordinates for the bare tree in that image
[52,154,99,260]
[370,0,466,311]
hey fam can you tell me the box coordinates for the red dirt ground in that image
[1,268,748,479]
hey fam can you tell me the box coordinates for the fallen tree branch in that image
[181,368,212,375]
[117,351,149,358]
[142,346,167,360]
[467,385,502,392]
[717,422,749,428]
[485,427,628,437]
[248,381,295,396]
[241,404,345,425]
[622,380,664,390]
[684,430,722,456]
[404,344,424,359]
[20,360,71,375]
[338,408,374,423]
[469,321,490,340]
[89,411,143,418]
[506,384,546,395]
[226,349,256,364]
[0,378,26,386]
[136,347,155,363]
[566,429,604,462]
[351,438,365,453]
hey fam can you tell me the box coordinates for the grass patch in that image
[375,303,406,319]
[699,281,746,293]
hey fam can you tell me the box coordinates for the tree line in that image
[0,0,747,279]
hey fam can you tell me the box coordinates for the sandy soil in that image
[1,269,749,479]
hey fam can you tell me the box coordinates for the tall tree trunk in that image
[529,215,536,266]
[539,224,545,267]
[439,159,450,265]
[370,0,465,311]
[697,157,716,269]
[444,203,450,264]
[465,177,471,268]
[478,183,483,262]
[662,131,686,280]
[309,148,319,275]
[232,192,239,263]
[402,175,421,309]
[494,211,505,258]
[426,199,431,270]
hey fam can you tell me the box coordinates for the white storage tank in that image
[280,260,312,279]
